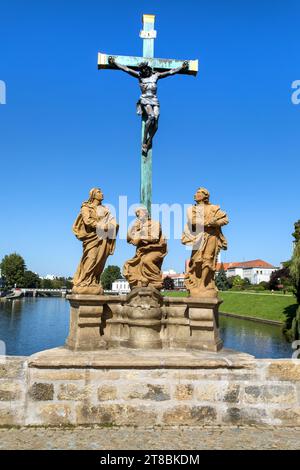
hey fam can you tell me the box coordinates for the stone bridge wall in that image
[0,353,300,427]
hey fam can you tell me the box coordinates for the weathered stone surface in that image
[32,404,74,426]
[222,406,268,425]
[30,369,87,381]
[267,362,300,381]
[29,383,54,401]
[0,382,22,401]
[57,383,90,401]
[174,384,194,400]
[162,405,217,425]
[0,358,25,379]
[123,383,170,401]
[194,383,222,401]
[224,384,240,403]
[97,385,118,401]
[0,404,24,426]
[272,407,300,425]
[243,384,296,404]
[76,404,157,426]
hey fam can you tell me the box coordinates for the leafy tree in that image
[23,270,41,288]
[282,220,300,341]
[101,265,122,290]
[0,253,26,288]
[269,266,291,291]
[215,265,229,291]
[41,278,54,289]
[163,276,175,290]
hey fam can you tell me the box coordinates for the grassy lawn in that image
[163,290,297,323]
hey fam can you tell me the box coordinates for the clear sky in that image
[0,0,299,276]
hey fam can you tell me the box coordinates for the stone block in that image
[76,403,157,426]
[123,383,170,401]
[0,404,24,426]
[0,358,25,379]
[174,384,194,400]
[30,369,87,381]
[57,383,91,401]
[162,405,217,425]
[97,385,118,401]
[243,384,297,404]
[29,382,54,401]
[267,361,300,381]
[222,406,268,425]
[0,382,22,401]
[31,403,74,426]
[272,407,300,425]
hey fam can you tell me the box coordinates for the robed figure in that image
[182,187,228,297]
[123,207,167,290]
[72,188,118,294]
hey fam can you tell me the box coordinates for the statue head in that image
[88,187,103,204]
[139,61,153,78]
[194,187,210,204]
[135,206,149,221]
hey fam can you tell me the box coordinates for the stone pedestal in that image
[163,296,223,352]
[123,287,163,349]
[66,295,107,351]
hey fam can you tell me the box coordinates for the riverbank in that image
[163,291,297,323]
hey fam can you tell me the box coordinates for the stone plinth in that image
[163,296,223,352]
[66,294,124,351]
[66,293,223,352]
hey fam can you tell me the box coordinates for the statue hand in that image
[182,61,189,70]
[108,56,116,65]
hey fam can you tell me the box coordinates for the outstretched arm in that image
[108,56,139,78]
[157,61,189,79]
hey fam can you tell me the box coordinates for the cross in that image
[98,14,198,215]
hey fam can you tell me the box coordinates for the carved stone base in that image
[123,287,163,349]
[163,296,223,352]
[66,295,107,351]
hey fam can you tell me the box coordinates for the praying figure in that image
[123,207,167,290]
[108,56,188,154]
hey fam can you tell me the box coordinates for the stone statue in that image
[72,188,119,294]
[123,207,167,289]
[108,56,188,153]
[182,188,228,297]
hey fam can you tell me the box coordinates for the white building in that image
[216,259,278,285]
[111,279,130,294]
[162,270,185,290]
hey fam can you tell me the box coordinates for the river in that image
[0,297,292,358]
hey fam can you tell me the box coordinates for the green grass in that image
[163,290,297,322]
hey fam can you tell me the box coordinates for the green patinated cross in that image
[98,14,198,214]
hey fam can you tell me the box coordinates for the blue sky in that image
[0,0,299,276]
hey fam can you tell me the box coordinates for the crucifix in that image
[98,14,198,214]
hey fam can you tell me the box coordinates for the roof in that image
[216,259,276,271]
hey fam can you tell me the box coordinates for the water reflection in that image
[0,298,292,358]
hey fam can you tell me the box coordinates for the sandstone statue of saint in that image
[123,207,167,290]
[108,56,188,153]
[72,188,119,294]
[182,188,228,297]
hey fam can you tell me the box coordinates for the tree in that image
[215,265,229,291]
[269,266,292,291]
[23,270,40,288]
[163,276,175,290]
[282,220,300,341]
[101,265,122,290]
[40,278,54,289]
[0,253,26,288]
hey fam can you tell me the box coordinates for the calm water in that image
[0,298,292,358]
